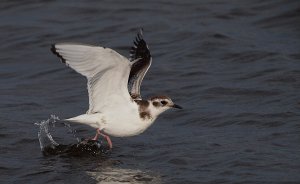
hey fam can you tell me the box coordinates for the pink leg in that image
[92,133,99,141]
[92,128,112,149]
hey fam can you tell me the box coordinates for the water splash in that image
[35,115,60,151]
[35,115,110,156]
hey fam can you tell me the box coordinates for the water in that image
[36,115,60,151]
[0,0,300,183]
[35,115,110,156]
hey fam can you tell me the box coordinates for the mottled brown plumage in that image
[152,101,160,107]
[135,100,151,120]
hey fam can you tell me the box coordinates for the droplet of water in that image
[35,115,109,156]
[35,115,60,151]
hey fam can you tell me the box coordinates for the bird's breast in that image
[102,113,155,137]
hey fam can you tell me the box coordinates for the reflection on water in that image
[35,116,160,183]
[87,167,161,184]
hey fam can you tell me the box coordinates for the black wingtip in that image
[138,28,143,39]
[129,29,151,62]
[50,44,66,63]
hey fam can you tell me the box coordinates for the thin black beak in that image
[172,104,183,109]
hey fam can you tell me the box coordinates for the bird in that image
[51,30,182,149]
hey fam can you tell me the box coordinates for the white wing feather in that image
[52,43,132,113]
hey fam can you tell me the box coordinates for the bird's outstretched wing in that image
[128,30,152,100]
[51,43,132,113]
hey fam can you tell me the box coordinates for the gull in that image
[51,30,182,149]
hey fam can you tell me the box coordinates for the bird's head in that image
[148,95,182,117]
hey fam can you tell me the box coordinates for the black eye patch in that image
[161,101,167,105]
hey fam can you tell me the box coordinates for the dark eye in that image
[161,101,167,105]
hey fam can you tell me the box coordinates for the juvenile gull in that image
[51,30,182,149]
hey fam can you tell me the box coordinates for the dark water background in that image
[1,0,300,183]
